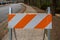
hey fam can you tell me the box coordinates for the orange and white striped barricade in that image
[8,7,52,40]
[8,13,52,29]
[8,13,52,40]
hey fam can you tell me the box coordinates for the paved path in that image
[23,4,37,13]
[2,29,48,40]
[2,4,48,40]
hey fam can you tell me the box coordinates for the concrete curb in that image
[18,4,26,13]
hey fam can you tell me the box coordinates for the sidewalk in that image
[2,29,48,40]
[23,4,37,13]
[2,4,48,40]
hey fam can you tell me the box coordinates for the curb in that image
[18,4,26,13]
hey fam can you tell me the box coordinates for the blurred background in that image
[0,0,60,40]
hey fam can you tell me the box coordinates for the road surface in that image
[0,3,24,23]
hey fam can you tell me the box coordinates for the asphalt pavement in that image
[0,3,25,23]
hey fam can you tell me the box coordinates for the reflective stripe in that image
[14,14,36,29]
[8,13,52,29]
[8,14,15,21]
[45,22,52,29]
[35,14,52,29]
[8,14,26,28]
[24,14,47,29]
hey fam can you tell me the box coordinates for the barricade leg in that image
[47,29,51,40]
[9,28,12,40]
[43,29,45,40]
[13,29,17,40]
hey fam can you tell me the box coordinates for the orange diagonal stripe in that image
[35,14,52,29]
[8,14,15,21]
[14,14,36,29]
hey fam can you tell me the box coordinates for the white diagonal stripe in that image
[24,14,47,29]
[8,14,26,28]
[45,22,52,29]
